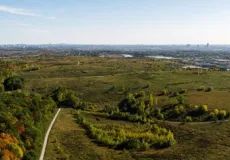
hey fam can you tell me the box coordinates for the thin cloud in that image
[46,16,56,20]
[0,5,56,19]
[25,28,50,33]
[17,23,31,27]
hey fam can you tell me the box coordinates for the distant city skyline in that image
[0,0,230,44]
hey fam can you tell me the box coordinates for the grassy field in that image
[44,108,230,160]
[9,56,230,159]
[45,108,134,160]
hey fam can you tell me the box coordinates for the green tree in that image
[199,105,208,113]
[177,95,185,104]
[214,109,219,115]
[161,89,168,96]
[138,100,146,115]
[157,113,164,120]
[185,116,192,122]
[209,112,216,120]
[3,76,24,91]
[149,93,154,107]
[219,110,227,119]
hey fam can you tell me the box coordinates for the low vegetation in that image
[116,90,229,123]
[75,111,176,150]
[1,56,230,160]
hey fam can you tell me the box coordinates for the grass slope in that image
[6,56,230,160]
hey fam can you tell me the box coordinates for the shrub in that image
[161,89,168,96]
[219,110,227,119]
[122,139,141,149]
[194,105,199,110]
[154,108,161,116]
[139,91,146,97]
[3,76,24,91]
[157,113,164,120]
[104,105,120,114]
[214,109,219,115]
[177,95,185,104]
[185,116,192,122]
[209,112,216,120]
[180,89,187,94]
[119,93,138,113]
[174,106,180,114]
[199,105,208,113]
[173,92,179,97]
[140,141,150,151]
[53,87,82,108]
[206,87,214,92]
[197,86,205,91]
[65,92,81,108]
[168,99,177,107]
[25,66,40,72]
[149,93,154,107]
[175,105,185,115]
[179,105,185,113]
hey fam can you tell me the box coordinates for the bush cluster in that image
[197,86,214,92]
[53,87,90,109]
[75,113,176,150]
[179,89,188,94]
[197,86,206,91]
[119,91,158,117]
[209,109,228,120]
[171,104,229,122]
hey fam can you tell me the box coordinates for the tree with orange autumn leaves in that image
[0,133,23,160]
[0,89,57,159]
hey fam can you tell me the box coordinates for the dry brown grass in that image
[188,91,230,111]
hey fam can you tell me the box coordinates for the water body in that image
[146,55,176,59]
[216,59,230,62]
[121,54,133,58]
[183,65,202,69]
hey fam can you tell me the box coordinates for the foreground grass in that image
[45,108,230,160]
[45,108,134,160]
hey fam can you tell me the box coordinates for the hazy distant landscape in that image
[1,44,230,70]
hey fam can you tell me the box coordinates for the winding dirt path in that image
[39,108,62,160]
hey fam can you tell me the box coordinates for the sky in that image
[0,0,230,44]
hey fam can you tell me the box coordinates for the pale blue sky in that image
[0,0,230,44]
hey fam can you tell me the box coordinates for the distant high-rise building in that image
[207,43,210,47]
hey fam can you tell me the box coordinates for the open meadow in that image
[1,56,230,160]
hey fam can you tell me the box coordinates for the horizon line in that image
[1,43,230,46]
